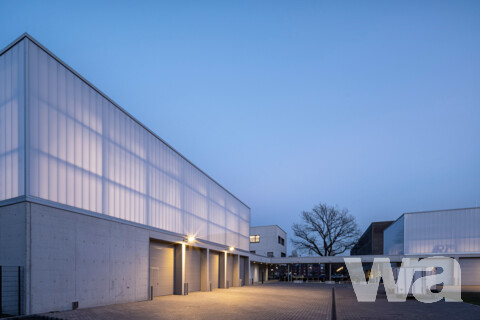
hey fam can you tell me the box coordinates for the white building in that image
[384,207,480,288]
[0,33,251,316]
[249,225,287,258]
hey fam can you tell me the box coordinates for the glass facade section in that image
[0,39,25,201]
[0,37,250,250]
[383,216,404,255]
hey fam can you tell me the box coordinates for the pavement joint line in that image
[331,287,336,320]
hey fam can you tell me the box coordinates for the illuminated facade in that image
[383,207,480,287]
[0,34,249,251]
[384,207,480,256]
[0,34,250,315]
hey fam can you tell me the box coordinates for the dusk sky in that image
[1,1,479,253]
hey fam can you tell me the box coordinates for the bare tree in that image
[291,203,360,256]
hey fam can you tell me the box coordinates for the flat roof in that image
[250,224,288,234]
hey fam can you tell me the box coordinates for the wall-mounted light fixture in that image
[229,246,235,252]
[184,235,196,244]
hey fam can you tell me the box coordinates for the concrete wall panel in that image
[0,203,26,266]
[29,203,149,313]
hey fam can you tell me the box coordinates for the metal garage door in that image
[209,251,219,290]
[227,254,234,287]
[149,242,174,296]
[186,246,202,292]
[239,256,246,286]
[460,258,480,285]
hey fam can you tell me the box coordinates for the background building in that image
[351,221,393,255]
[384,207,480,287]
[0,34,250,316]
[249,225,287,258]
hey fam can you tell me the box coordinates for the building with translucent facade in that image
[0,34,251,315]
[384,207,480,287]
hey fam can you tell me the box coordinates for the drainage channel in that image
[331,287,337,320]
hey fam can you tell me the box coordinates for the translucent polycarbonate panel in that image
[25,40,250,250]
[383,216,404,255]
[0,39,25,201]
[404,208,480,255]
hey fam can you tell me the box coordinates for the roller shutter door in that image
[209,251,219,289]
[239,256,246,286]
[149,242,174,296]
[460,258,480,285]
[186,246,202,292]
[227,254,234,287]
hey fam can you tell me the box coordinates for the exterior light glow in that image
[229,246,235,251]
[187,236,196,243]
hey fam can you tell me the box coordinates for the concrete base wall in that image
[0,202,27,267]
[1,201,249,314]
[0,202,28,315]
[28,203,149,314]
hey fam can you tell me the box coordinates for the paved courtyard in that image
[47,283,480,320]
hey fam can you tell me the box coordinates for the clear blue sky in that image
[1,1,479,252]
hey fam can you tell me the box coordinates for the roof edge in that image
[402,206,480,216]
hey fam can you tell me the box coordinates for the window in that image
[281,252,286,257]
[250,250,256,254]
[267,252,274,258]
[250,235,260,243]
[278,236,285,246]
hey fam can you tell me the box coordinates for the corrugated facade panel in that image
[24,39,250,250]
[404,208,480,255]
[0,39,25,201]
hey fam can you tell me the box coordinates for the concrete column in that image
[233,254,240,287]
[201,248,209,291]
[174,243,186,295]
[219,251,227,288]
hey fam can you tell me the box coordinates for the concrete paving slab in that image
[46,283,480,320]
